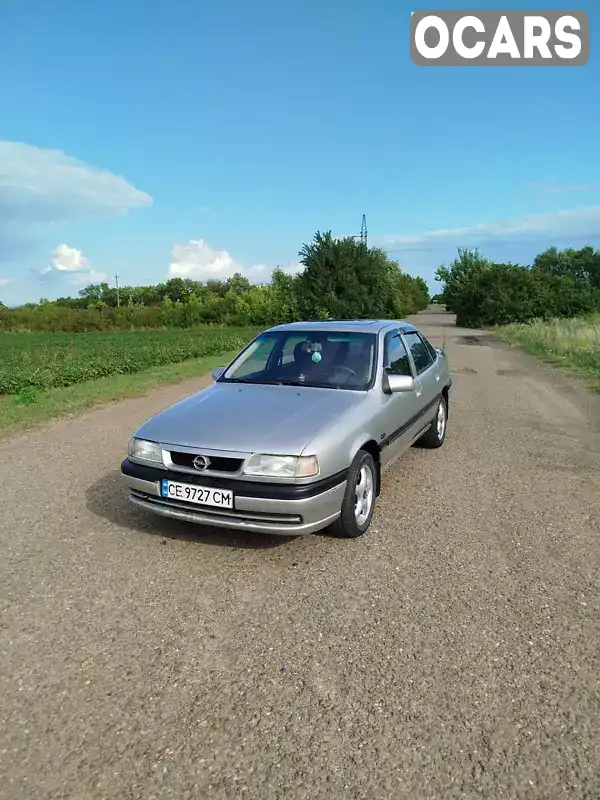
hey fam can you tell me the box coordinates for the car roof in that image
[265,319,418,335]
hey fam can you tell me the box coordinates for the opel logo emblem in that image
[192,455,211,471]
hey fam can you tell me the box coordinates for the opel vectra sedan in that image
[121,320,452,538]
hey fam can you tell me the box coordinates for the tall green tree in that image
[295,231,425,320]
[435,248,491,312]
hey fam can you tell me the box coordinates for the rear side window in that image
[421,334,439,362]
[383,331,412,376]
[403,331,434,375]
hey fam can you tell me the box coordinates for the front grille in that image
[169,451,243,472]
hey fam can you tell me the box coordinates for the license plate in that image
[160,479,234,509]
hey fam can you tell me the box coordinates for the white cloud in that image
[168,238,301,283]
[41,243,107,287]
[0,277,11,286]
[378,206,600,250]
[48,243,87,272]
[0,141,152,227]
[169,239,245,279]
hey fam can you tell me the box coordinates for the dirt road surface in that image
[1,309,599,800]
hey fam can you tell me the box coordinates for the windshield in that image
[221,329,377,390]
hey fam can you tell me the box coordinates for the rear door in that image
[401,330,440,425]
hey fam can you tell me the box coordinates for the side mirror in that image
[212,366,226,381]
[385,373,415,393]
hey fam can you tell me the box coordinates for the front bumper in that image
[120,459,347,536]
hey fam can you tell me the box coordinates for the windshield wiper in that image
[276,379,342,388]
[224,377,302,386]
[225,378,341,388]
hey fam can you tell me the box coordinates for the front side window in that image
[383,331,412,376]
[221,330,377,390]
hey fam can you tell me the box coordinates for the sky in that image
[0,0,599,306]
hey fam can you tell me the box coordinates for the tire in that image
[330,449,377,539]
[417,394,448,449]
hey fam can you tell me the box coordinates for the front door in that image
[402,330,441,429]
[378,329,423,468]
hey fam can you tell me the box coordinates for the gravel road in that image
[1,309,599,800]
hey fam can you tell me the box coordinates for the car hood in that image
[134,382,367,455]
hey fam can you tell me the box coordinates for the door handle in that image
[435,372,440,382]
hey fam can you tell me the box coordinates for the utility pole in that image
[115,274,120,307]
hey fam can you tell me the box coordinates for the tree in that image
[392,269,429,314]
[414,276,430,303]
[79,282,110,303]
[452,262,536,326]
[226,272,251,295]
[266,268,301,323]
[451,261,600,328]
[435,248,491,312]
[205,279,229,298]
[295,231,424,321]
[533,246,600,289]
[163,277,190,303]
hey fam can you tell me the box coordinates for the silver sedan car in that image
[121,320,452,538]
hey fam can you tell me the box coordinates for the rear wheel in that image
[417,394,447,449]
[330,449,377,538]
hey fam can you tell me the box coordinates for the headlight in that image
[243,454,319,478]
[128,437,163,464]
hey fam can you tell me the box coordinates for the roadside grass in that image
[0,351,237,437]
[494,314,600,391]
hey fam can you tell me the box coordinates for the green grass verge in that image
[493,314,600,392]
[0,351,238,437]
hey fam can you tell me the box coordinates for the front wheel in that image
[330,449,377,539]
[417,394,447,449]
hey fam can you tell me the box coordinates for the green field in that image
[0,327,260,395]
